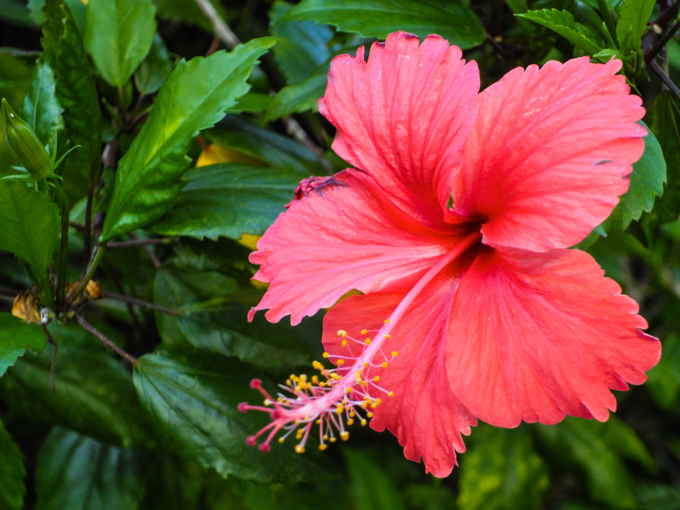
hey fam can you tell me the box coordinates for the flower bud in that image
[2,98,52,180]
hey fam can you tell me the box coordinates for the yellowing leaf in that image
[196,143,270,168]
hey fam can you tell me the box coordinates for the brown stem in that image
[653,0,680,29]
[195,134,210,151]
[206,36,220,57]
[127,233,162,269]
[193,0,240,49]
[650,59,680,101]
[102,290,179,315]
[0,286,19,297]
[645,20,680,63]
[485,33,512,59]
[129,93,146,126]
[69,222,86,232]
[43,326,58,395]
[82,184,95,266]
[74,312,138,366]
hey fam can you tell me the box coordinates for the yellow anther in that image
[300,374,307,382]
[349,411,356,417]
[277,397,283,402]
[336,406,344,415]
[347,419,354,425]
[388,392,395,397]
[376,398,382,405]
[319,444,328,451]
[337,359,345,365]
[295,445,305,454]
[290,374,296,380]
[364,338,372,345]
[312,375,319,384]
[337,330,347,337]
[286,379,292,386]
[323,435,329,441]
[361,402,368,409]
[360,329,367,335]
[341,340,347,347]
[382,362,388,368]
[316,419,321,425]
[307,383,312,390]
[319,382,326,387]
[370,403,377,408]
[363,363,368,368]
[347,387,353,393]
[340,431,349,441]
[391,351,399,357]
[361,419,367,426]
[330,437,337,443]
[264,399,272,406]
[323,352,329,358]
[385,334,391,339]
[367,412,374,418]
[384,319,390,324]
[361,382,368,387]
[373,376,380,382]
[278,437,285,444]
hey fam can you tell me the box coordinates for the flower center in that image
[240,230,483,453]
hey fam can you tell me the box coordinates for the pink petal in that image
[323,263,479,477]
[451,58,646,251]
[249,169,466,325]
[446,247,661,427]
[319,31,480,229]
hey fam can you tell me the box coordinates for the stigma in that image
[238,323,397,453]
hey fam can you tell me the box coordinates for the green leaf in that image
[264,64,328,122]
[270,1,332,85]
[533,416,648,508]
[43,0,103,183]
[100,38,276,242]
[29,0,86,33]
[648,93,680,224]
[0,182,60,305]
[284,0,485,50]
[0,419,26,510]
[133,351,335,483]
[134,33,174,95]
[34,427,154,510]
[150,163,303,240]
[603,122,666,232]
[517,9,603,55]
[459,424,549,510]
[0,312,46,377]
[140,453,204,510]
[344,448,406,510]
[646,334,680,410]
[152,267,321,371]
[21,56,64,146]
[0,53,34,176]
[206,116,320,175]
[0,0,36,28]
[616,0,655,57]
[153,0,228,33]
[0,341,157,449]
[229,93,273,114]
[85,0,157,87]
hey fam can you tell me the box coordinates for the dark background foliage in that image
[0,0,679,509]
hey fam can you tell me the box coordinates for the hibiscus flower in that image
[241,31,661,477]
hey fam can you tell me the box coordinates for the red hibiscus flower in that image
[241,31,661,477]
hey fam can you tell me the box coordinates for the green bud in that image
[2,98,53,180]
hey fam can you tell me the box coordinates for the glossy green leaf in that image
[534,416,651,508]
[153,267,320,370]
[0,182,59,305]
[603,122,666,232]
[29,0,86,33]
[517,9,602,55]
[101,38,276,242]
[647,334,680,410]
[140,453,204,510]
[284,0,485,50]
[649,93,680,224]
[344,448,406,510]
[270,1,332,86]
[42,0,103,182]
[0,312,46,376]
[35,427,154,510]
[21,56,64,146]
[206,116,320,175]
[230,93,273,114]
[150,163,302,240]
[0,419,25,510]
[0,342,157,449]
[0,0,36,28]
[264,64,328,122]
[153,0,228,32]
[616,0,655,57]
[459,425,549,510]
[85,0,157,87]
[134,33,173,95]
[133,351,335,483]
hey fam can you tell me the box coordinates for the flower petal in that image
[451,57,646,251]
[323,263,479,477]
[446,247,661,428]
[319,31,480,229]
[250,169,465,325]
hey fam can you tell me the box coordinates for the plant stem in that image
[645,20,680,63]
[107,238,174,249]
[102,290,179,315]
[53,182,70,308]
[66,244,107,304]
[596,0,618,47]
[82,183,94,266]
[650,59,680,101]
[0,286,19,297]
[43,326,58,395]
[193,0,239,49]
[127,233,162,269]
[74,312,138,366]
